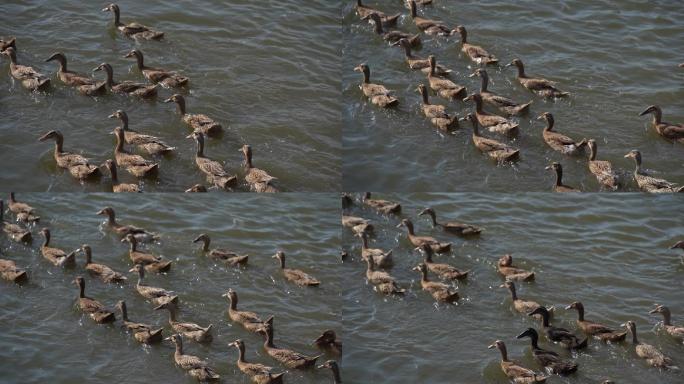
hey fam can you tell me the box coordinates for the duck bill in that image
[487,343,496,349]
[638,107,652,116]
[648,308,658,314]
[37,132,51,142]
[107,113,117,119]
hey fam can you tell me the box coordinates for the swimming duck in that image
[45,52,106,95]
[464,114,520,162]
[412,263,460,303]
[124,49,188,88]
[93,63,157,98]
[416,84,460,131]
[565,301,627,342]
[454,26,498,65]
[587,140,618,189]
[353,63,398,108]
[241,145,278,193]
[364,252,405,295]
[116,300,164,344]
[358,231,393,268]
[469,69,532,116]
[0,201,31,243]
[73,276,116,323]
[0,37,16,52]
[113,127,159,177]
[639,105,684,144]
[501,281,545,316]
[497,254,535,282]
[193,234,248,266]
[185,184,208,193]
[488,340,549,383]
[362,192,401,214]
[416,244,468,280]
[166,334,220,382]
[222,289,265,332]
[187,131,237,190]
[624,150,683,193]
[272,251,320,286]
[355,0,400,27]
[397,218,451,253]
[314,330,342,356]
[342,215,373,236]
[506,59,569,98]
[40,228,76,267]
[256,317,323,369]
[8,192,40,223]
[546,162,580,193]
[121,234,172,272]
[407,0,455,36]
[464,93,519,134]
[102,3,164,40]
[318,360,342,384]
[363,13,421,47]
[108,110,175,156]
[79,244,126,283]
[528,307,588,350]
[0,258,28,283]
[228,339,286,384]
[516,328,578,375]
[538,113,586,154]
[1,47,50,91]
[155,301,213,343]
[164,94,223,137]
[427,56,466,100]
[418,207,482,236]
[129,264,177,306]
[649,305,684,340]
[103,159,140,193]
[38,130,101,180]
[391,38,452,76]
[621,321,676,369]
[97,206,159,242]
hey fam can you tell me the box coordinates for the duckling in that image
[164,94,223,137]
[103,159,140,193]
[38,130,101,180]
[464,113,520,162]
[622,321,676,370]
[121,234,171,272]
[587,139,618,189]
[412,263,460,303]
[108,110,175,155]
[363,13,421,47]
[116,300,163,344]
[272,251,320,286]
[501,281,545,316]
[93,63,157,98]
[39,228,76,267]
[546,162,580,193]
[488,340,549,384]
[102,3,164,40]
[506,59,569,98]
[0,201,31,243]
[407,0,455,36]
[416,244,468,280]
[228,339,286,384]
[624,150,683,193]
[396,218,451,253]
[516,328,578,375]
[185,184,208,193]
[129,264,177,306]
[113,127,159,177]
[124,49,188,88]
[454,26,497,65]
[0,37,16,52]
[1,47,50,91]
[314,330,342,356]
[73,276,116,323]
[256,318,323,369]
[416,84,460,131]
[79,244,126,283]
[353,64,398,108]
[469,69,531,116]
[362,192,401,214]
[187,131,237,190]
[418,207,482,236]
[355,0,400,27]
[193,234,248,266]
[497,254,535,282]
[0,258,28,283]
[464,93,518,134]
[639,105,684,144]
[342,215,373,236]
[537,113,587,154]
[318,360,342,384]
[97,207,159,242]
[364,252,404,295]
[222,289,265,332]
[529,307,587,350]
[357,231,393,269]
[391,38,452,76]
[7,192,40,223]
[241,145,278,193]
[427,55,466,100]
[565,301,627,342]
[166,334,220,382]
[649,305,684,340]
[44,52,105,95]
[155,301,213,343]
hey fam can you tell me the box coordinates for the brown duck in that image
[155,302,213,343]
[418,207,482,236]
[193,234,248,266]
[129,264,177,306]
[364,252,405,295]
[0,258,28,283]
[506,59,569,98]
[124,49,188,88]
[649,305,684,341]
[1,47,50,91]
[538,113,586,154]
[187,131,237,190]
[363,13,421,47]
[73,276,116,323]
[97,206,159,242]
[314,330,342,356]
[342,215,373,236]
[501,280,546,316]
[639,105,684,144]
[469,69,531,116]
[353,63,398,108]
[416,244,468,280]
[356,0,400,27]
[93,63,157,98]
[121,234,171,272]
[624,150,683,193]
[454,26,497,65]
[241,145,278,193]
[546,162,580,193]
[427,55,466,100]
[102,3,164,40]
[397,218,451,253]
[79,244,126,283]
[0,200,31,243]
[358,231,393,268]
[565,301,627,342]
[417,84,460,131]
[8,192,40,223]
[622,320,676,369]
[256,317,323,369]
[488,340,548,383]
[116,300,164,344]
[497,254,535,282]
[108,110,175,155]
[464,93,519,134]
[228,339,286,384]
[40,228,76,267]
[164,94,223,137]
[407,0,455,36]
[362,192,401,214]
[464,114,520,162]
[223,289,265,332]
[318,360,342,384]
[113,127,159,177]
[412,263,460,303]
[272,251,320,286]
[166,334,220,382]
[103,159,140,193]
[44,52,105,95]
[38,130,101,180]
[587,139,618,190]
[0,37,16,52]
[391,38,451,75]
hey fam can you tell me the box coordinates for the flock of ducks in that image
[342,192,684,382]
[1,193,341,383]
[352,0,684,193]
[1,4,278,193]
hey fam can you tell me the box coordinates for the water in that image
[0,0,340,192]
[0,193,341,383]
[342,193,684,383]
[343,0,684,191]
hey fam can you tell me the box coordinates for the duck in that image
[185,184,208,193]
[396,218,451,253]
[622,321,676,369]
[155,301,213,343]
[116,300,163,344]
[113,127,159,177]
[418,207,482,236]
[670,241,684,261]
[391,38,452,75]
[362,192,401,214]
[39,228,76,267]
[187,131,237,189]
[358,231,393,268]
[353,63,398,108]
[97,206,159,242]
[73,276,116,323]
[565,301,627,342]
[516,328,578,375]
[44,52,105,95]
[102,3,164,40]
[546,162,580,193]
[528,307,588,350]
[538,113,587,154]
[624,150,683,193]
[79,244,126,283]
[464,93,519,134]
[501,280,546,316]
[318,360,342,384]
[469,69,531,116]
[427,55,466,100]
[222,289,265,332]
[412,263,460,303]
[7,192,40,223]
[587,139,619,189]
[342,193,354,209]
[38,130,101,180]
[0,37,16,52]
[103,159,140,193]
[1,47,50,91]
[164,94,223,137]
[193,234,248,266]
[355,0,400,27]
[0,258,28,283]
[93,63,157,98]
[121,234,172,272]
[407,0,455,36]
[363,13,421,47]
[649,305,684,340]
[166,334,220,382]
[124,49,188,88]
[639,105,684,144]
[488,340,548,383]
[464,113,520,162]
[497,254,535,282]
[228,339,286,384]
[129,263,177,306]
[364,252,405,295]
[342,215,373,236]
[241,145,278,193]
[454,26,497,65]
[0,200,31,243]
[416,84,460,131]
[506,59,569,98]
[108,110,175,155]
[272,251,320,286]
[416,244,468,280]
[256,317,323,369]
[313,330,342,356]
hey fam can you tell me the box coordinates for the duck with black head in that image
[516,328,578,375]
[529,306,588,350]
[314,330,342,356]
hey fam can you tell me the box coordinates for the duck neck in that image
[236,344,246,363]
[55,56,67,73]
[409,2,417,17]
[330,364,342,383]
[539,310,550,327]
[112,7,122,26]
[133,52,145,70]
[554,167,563,187]
[543,116,554,132]
[229,296,237,310]
[428,60,436,77]
[109,164,119,183]
[423,249,434,263]
[194,136,205,158]
[507,284,518,301]
[404,221,415,235]
[277,256,285,269]
[42,231,51,247]
[115,130,125,153]
[528,333,539,349]
[420,268,429,282]
[84,249,92,265]
[576,306,584,322]
[661,310,672,326]
[243,149,254,169]
[136,268,145,286]
[9,192,16,204]
[400,42,412,58]
[5,49,18,65]
[53,133,64,153]
[373,19,384,35]
[361,68,370,84]
[119,303,129,321]
[103,65,115,87]
[515,62,526,78]
[473,97,484,113]
[175,98,186,115]
[470,119,480,137]
[359,234,368,250]
[629,326,639,345]
[458,29,467,44]
[479,72,489,93]
[263,328,275,348]
[427,212,438,227]
[588,143,597,161]
[167,306,178,323]
[419,88,429,105]
[632,153,642,174]
[497,344,509,362]
[128,239,137,253]
[174,340,183,356]
[78,282,85,298]
[119,115,129,131]
[651,109,662,125]
[200,237,210,252]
